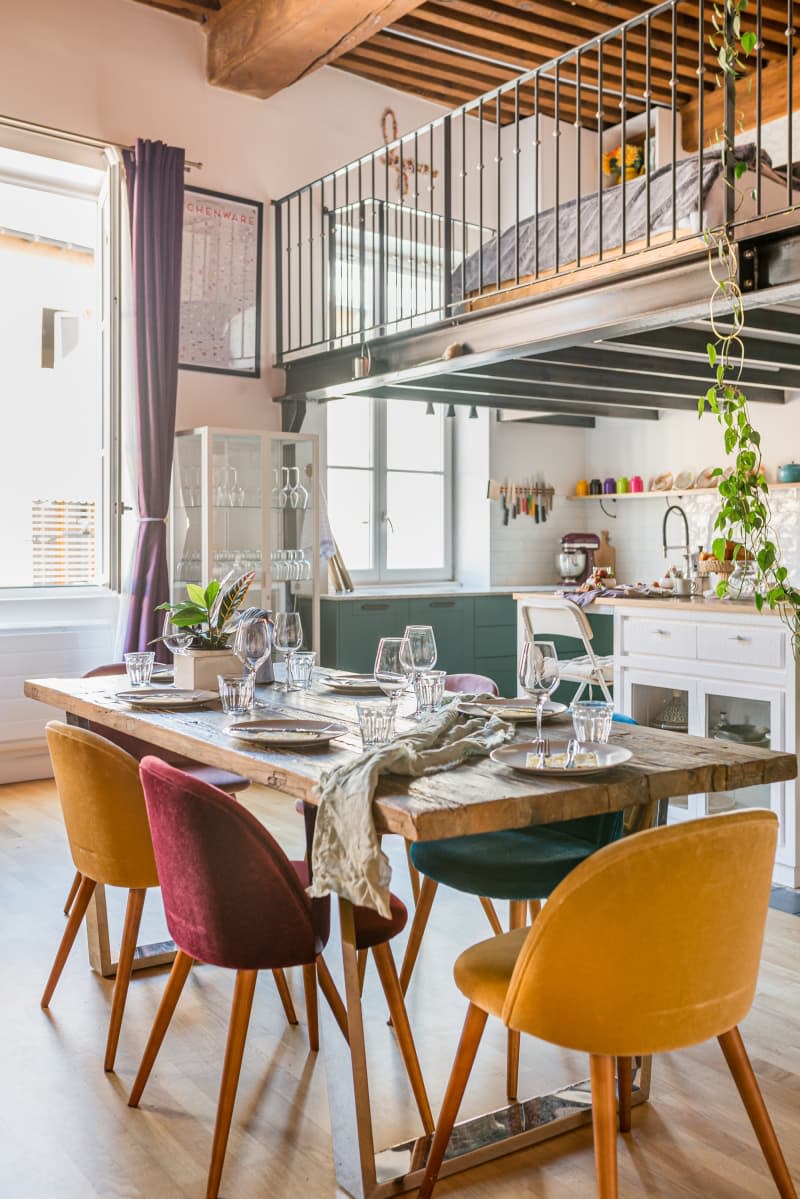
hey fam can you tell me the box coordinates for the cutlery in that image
[565,738,579,769]
[535,736,551,766]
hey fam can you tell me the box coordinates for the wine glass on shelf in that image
[374,637,414,705]
[518,639,560,744]
[233,617,272,703]
[274,612,303,693]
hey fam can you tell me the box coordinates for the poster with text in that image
[179,187,263,377]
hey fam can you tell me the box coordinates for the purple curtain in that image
[122,139,185,659]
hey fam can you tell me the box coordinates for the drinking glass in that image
[234,617,271,679]
[374,636,414,703]
[518,639,560,742]
[124,651,154,688]
[162,612,193,657]
[413,669,446,716]
[274,612,303,692]
[356,701,396,750]
[290,651,316,690]
[218,673,255,715]
[404,625,438,715]
[572,700,614,744]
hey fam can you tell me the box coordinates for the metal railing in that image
[273,0,800,363]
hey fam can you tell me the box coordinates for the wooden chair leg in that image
[399,874,438,996]
[590,1053,619,1199]
[718,1027,797,1199]
[271,968,298,1025]
[417,1003,489,1199]
[372,941,434,1135]
[128,949,194,1107]
[206,969,258,1199]
[357,949,369,995]
[315,954,349,1043]
[478,896,503,935]
[404,839,421,905]
[529,899,542,923]
[41,875,97,1008]
[302,964,319,1052]
[506,899,527,1102]
[617,1056,633,1133]
[63,870,82,916]
[104,887,146,1072]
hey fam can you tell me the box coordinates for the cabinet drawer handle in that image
[654,628,669,636]
[428,600,456,608]
[359,602,390,612]
[729,634,751,643]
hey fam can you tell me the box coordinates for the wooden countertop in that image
[513,592,781,619]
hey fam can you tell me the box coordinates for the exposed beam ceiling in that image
[360,384,660,419]
[205,0,429,98]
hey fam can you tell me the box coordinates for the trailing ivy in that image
[701,0,800,644]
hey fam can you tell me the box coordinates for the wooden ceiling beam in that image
[682,49,800,150]
[133,0,220,18]
[205,0,429,98]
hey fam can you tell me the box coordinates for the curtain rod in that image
[0,114,203,171]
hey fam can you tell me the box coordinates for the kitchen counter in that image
[324,585,555,601]
[513,591,779,618]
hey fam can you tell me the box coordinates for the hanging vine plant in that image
[701,0,800,644]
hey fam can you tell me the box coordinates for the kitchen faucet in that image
[662,503,691,575]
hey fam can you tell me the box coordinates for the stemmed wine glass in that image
[374,637,414,705]
[233,617,272,709]
[274,612,303,693]
[162,611,193,657]
[403,625,438,716]
[518,639,560,744]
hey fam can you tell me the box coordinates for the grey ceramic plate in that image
[117,688,217,708]
[458,699,568,722]
[491,739,633,777]
[225,718,348,747]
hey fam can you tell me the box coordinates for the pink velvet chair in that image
[445,672,499,696]
[131,758,432,1199]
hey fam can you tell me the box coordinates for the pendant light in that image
[425,402,435,415]
[468,405,478,419]
[445,403,456,418]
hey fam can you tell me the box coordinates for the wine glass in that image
[234,617,271,680]
[162,611,193,657]
[403,625,438,715]
[518,639,560,743]
[274,612,303,693]
[374,637,414,704]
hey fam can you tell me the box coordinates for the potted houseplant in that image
[156,571,254,691]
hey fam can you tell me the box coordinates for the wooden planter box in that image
[173,648,240,692]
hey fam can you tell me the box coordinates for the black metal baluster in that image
[399,134,405,323]
[756,0,763,214]
[496,91,502,291]
[479,97,484,293]
[787,0,794,206]
[534,71,540,277]
[429,122,435,319]
[443,114,453,317]
[696,1,703,234]
[514,80,520,286]
[576,50,582,267]
[672,1,678,238]
[598,39,604,262]
[330,170,337,346]
[461,112,467,300]
[724,0,735,232]
[621,28,627,253]
[297,191,303,348]
[370,152,376,334]
[344,165,351,339]
[554,58,560,272]
[274,201,283,363]
[286,198,292,353]
[414,130,419,320]
[645,15,652,247]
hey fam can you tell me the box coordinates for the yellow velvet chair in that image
[418,810,796,1199]
[42,721,162,1073]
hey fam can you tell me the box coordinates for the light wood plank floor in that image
[2,777,800,1198]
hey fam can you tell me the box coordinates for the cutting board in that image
[595,530,616,572]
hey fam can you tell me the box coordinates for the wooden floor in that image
[3,777,800,1199]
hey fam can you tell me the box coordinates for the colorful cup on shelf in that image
[575,479,589,496]
[603,477,616,494]
[615,476,630,494]
[630,475,644,492]
[589,478,602,495]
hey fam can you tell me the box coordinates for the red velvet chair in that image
[62,663,250,919]
[131,758,432,1199]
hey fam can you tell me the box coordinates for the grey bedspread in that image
[452,144,767,301]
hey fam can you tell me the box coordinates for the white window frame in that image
[0,139,123,595]
[326,397,453,585]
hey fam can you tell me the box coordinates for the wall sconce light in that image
[468,405,478,419]
[425,402,435,415]
[445,404,456,418]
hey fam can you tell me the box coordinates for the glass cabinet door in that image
[210,433,266,604]
[619,669,699,821]
[170,430,203,598]
[269,435,317,639]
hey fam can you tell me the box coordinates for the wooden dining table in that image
[24,670,799,1199]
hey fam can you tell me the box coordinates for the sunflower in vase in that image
[602,142,645,184]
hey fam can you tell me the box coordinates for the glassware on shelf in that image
[274,611,303,693]
[229,469,245,507]
[518,639,560,742]
[278,467,291,509]
[658,689,689,731]
[288,466,309,510]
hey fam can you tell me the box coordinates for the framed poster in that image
[179,186,263,377]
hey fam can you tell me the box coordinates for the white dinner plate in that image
[319,675,385,695]
[490,738,633,777]
[458,699,568,722]
[225,718,348,747]
[116,688,217,709]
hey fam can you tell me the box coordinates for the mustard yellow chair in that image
[418,810,796,1199]
[42,721,162,1073]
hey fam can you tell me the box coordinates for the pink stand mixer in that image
[558,533,600,586]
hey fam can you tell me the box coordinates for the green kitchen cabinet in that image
[407,597,474,676]
[320,598,410,673]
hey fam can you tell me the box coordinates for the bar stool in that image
[418,810,796,1199]
[131,757,432,1199]
[42,721,161,1073]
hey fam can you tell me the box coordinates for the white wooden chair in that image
[520,597,614,703]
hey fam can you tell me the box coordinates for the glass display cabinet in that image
[169,427,320,651]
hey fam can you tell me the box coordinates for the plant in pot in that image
[156,571,255,691]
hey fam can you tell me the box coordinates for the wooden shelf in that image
[567,483,800,501]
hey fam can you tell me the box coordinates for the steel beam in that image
[360,386,660,420]
[519,345,797,390]
[611,325,800,370]
[498,413,597,427]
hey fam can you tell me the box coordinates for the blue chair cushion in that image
[409,810,624,902]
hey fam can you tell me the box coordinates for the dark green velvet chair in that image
[399,713,635,1100]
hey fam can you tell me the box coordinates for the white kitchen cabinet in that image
[614,606,798,885]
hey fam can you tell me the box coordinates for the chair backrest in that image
[502,810,777,1056]
[520,598,595,646]
[138,757,324,970]
[45,721,159,889]
[445,673,500,696]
